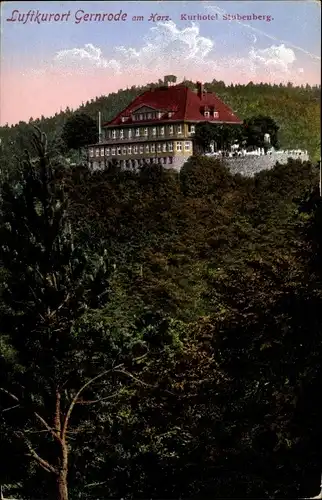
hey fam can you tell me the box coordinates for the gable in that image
[131,105,159,114]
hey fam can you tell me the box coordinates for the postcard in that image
[0,1,321,500]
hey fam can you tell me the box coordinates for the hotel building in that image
[88,80,242,171]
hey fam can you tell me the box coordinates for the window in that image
[185,142,191,151]
[157,144,162,153]
[160,126,165,136]
[177,124,182,135]
[189,124,195,134]
[162,143,167,152]
[120,129,124,139]
[168,112,173,118]
[151,144,155,153]
[157,111,162,119]
[168,156,173,164]
[213,111,219,118]
[136,128,140,137]
[204,111,210,118]
[169,125,173,135]
[145,144,150,153]
[122,147,127,155]
[139,145,144,154]
[106,148,110,156]
[95,149,100,157]
[117,147,121,155]
[105,130,110,139]
[152,127,157,136]
[134,146,138,154]
[89,148,94,157]
[128,146,132,154]
[121,117,127,123]
[147,112,152,119]
[100,148,104,157]
[128,129,132,138]
[112,130,116,139]
[144,128,148,137]
[139,114,143,120]
[176,142,182,151]
[168,142,173,152]
[111,148,116,156]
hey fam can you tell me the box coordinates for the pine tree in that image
[0,127,129,499]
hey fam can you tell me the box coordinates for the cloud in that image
[54,43,121,73]
[51,21,301,83]
[249,44,296,72]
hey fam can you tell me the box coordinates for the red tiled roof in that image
[103,84,242,127]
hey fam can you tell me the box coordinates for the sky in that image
[0,0,321,125]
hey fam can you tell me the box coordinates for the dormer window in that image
[157,111,162,119]
[213,111,219,118]
[204,111,210,118]
[121,116,128,123]
[168,111,173,118]
[139,114,143,120]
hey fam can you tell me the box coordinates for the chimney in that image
[98,111,102,143]
[197,81,203,99]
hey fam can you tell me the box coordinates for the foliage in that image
[244,115,280,150]
[0,124,321,499]
[61,113,98,152]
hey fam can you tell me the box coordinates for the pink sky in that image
[1,65,320,126]
[1,1,320,126]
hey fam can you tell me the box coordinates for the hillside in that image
[0,79,321,165]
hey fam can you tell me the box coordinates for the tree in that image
[244,115,279,150]
[61,113,98,154]
[0,127,147,500]
[194,123,217,153]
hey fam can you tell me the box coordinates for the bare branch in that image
[16,432,58,475]
[47,293,71,320]
[61,363,124,441]
[1,404,20,412]
[113,369,157,389]
[76,390,123,405]
[0,387,20,402]
[34,412,62,443]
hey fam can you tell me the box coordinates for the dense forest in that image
[0,122,321,499]
[0,78,321,169]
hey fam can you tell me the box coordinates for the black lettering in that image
[6,9,19,21]
[34,10,41,23]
